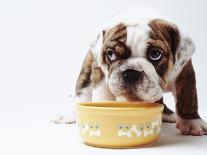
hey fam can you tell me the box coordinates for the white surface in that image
[1,106,207,155]
[0,0,207,154]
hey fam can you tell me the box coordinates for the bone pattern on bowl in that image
[77,119,161,138]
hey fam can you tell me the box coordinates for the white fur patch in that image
[176,116,207,135]
[92,80,115,101]
[51,114,76,124]
[116,96,127,102]
[168,35,195,83]
[75,84,92,102]
[162,113,176,123]
[126,23,150,57]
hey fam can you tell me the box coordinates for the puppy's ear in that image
[160,19,196,70]
[174,35,195,71]
[76,31,105,96]
[89,30,110,82]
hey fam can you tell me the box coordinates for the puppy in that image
[54,7,207,136]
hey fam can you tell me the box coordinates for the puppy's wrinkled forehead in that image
[102,22,150,62]
[126,23,150,57]
[102,20,180,59]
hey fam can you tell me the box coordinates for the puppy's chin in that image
[108,75,163,103]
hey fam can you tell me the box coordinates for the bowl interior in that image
[76,101,164,114]
[77,101,162,108]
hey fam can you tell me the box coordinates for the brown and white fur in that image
[53,7,207,136]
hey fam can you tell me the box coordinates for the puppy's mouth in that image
[108,69,163,102]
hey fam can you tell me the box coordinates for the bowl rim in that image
[76,101,164,114]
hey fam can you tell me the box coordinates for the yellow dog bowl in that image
[76,101,164,148]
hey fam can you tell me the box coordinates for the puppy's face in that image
[92,19,194,102]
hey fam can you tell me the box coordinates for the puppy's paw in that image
[162,113,176,123]
[176,117,207,136]
[51,114,76,124]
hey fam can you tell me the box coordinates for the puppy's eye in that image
[148,50,162,61]
[106,48,117,61]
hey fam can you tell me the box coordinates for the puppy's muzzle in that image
[122,69,144,84]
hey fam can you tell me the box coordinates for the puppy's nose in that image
[122,69,143,83]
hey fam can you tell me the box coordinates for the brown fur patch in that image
[76,51,105,96]
[75,51,93,96]
[175,60,199,119]
[104,23,127,43]
[102,23,131,69]
[91,58,105,87]
[148,19,180,83]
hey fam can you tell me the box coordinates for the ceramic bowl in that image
[76,101,164,148]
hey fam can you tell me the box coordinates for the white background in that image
[0,0,207,155]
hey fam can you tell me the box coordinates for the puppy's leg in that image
[90,55,115,101]
[173,60,207,135]
[156,98,176,123]
[52,51,93,124]
[52,50,115,124]
[163,105,176,123]
[51,113,76,124]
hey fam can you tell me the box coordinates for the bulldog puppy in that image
[55,7,207,136]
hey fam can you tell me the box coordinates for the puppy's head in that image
[91,19,195,102]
